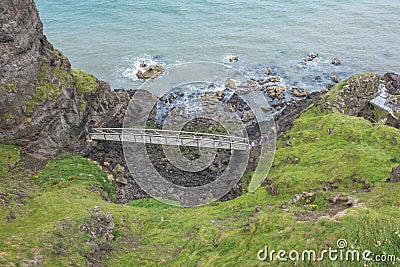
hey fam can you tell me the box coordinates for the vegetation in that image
[72,68,98,94]
[1,70,400,266]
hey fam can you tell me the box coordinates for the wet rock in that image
[261,106,271,113]
[241,110,256,123]
[331,58,341,65]
[308,52,318,59]
[266,85,286,100]
[300,52,318,65]
[115,183,149,204]
[331,75,339,83]
[266,66,273,75]
[228,55,239,62]
[136,65,165,80]
[268,76,281,83]
[274,91,324,138]
[291,89,308,98]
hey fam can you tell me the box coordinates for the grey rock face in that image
[0,0,132,158]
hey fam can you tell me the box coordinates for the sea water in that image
[35,0,400,90]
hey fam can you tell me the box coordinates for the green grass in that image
[72,68,98,94]
[1,95,400,266]
[34,153,114,197]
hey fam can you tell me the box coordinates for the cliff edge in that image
[0,0,131,157]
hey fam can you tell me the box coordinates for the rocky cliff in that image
[0,0,131,158]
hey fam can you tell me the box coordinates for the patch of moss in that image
[78,98,87,112]
[26,82,61,113]
[0,144,20,176]
[0,112,19,125]
[53,69,73,88]
[5,82,17,93]
[37,65,48,83]
[72,68,98,94]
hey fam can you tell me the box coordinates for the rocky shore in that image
[1,0,399,205]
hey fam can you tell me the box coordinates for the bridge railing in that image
[89,128,251,150]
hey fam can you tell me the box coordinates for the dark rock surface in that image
[387,166,400,182]
[275,91,325,138]
[0,0,133,158]
[383,72,400,95]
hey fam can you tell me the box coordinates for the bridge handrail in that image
[90,128,250,144]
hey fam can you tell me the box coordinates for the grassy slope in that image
[1,87,400,266]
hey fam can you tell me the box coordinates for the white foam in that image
[118,54,163,82]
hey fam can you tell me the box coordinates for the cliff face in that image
[0,0,48,85]
[0,0,131,157]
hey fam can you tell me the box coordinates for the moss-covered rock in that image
[72,68,98,94]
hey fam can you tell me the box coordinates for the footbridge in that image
[89,128,251,151]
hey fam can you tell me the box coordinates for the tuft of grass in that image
[34,153,113,196]
[0,144,20,176]
[72,68,98,94]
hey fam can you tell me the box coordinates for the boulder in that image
[318,73,381,116]
[224,79,236,89]
[387,166,400,182]
[331,58,341,65]
[136,65,164,80]
[266,86,286,100]
[228,55,239,62]
[291,89,308,98]
[268,76,281,83]
[383,72,400,95]
[241,110,256,123]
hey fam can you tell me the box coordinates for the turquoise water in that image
[35,0,400,89]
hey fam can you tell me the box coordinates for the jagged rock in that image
[82,212,115,241]
[318,73,380,116]
[268,76,281,83]
[308,52,318,59]
[291,89,308,98]
[224,79,236,89]
[0,0,135,158]
[266,67,273,75]
[383,72,400,95]
[115,177,128,185]
[300,52,318,65]
[387,166,400,182]
[136,65,164,80]
[331,58,341,65]
[241,110,256,123]
[267,184,278,196]
[266,86,286,100]
[228,55,239,62]
[261,106,271,113]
